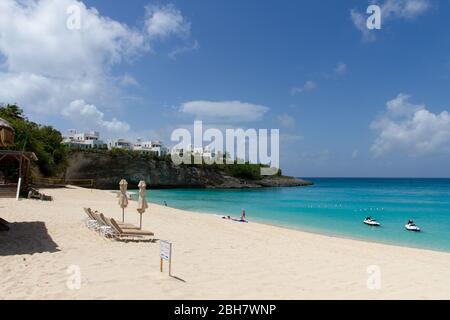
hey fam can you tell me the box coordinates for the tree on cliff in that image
[0,104,68,177]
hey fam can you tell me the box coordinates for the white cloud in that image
[63,100,130,132]
[0,0,147,78]
[145,4,191,39]
[179,100,269,123]
[381,0,431,19]
[371,94,450,157]
[119,74,140,87]
[277,113,296,128]
[351,9,376,42]
[0,0,149,116]
[291,81,317,95]
[0,0,195,130]
[351,0,431,41]
[0,71,109,115]
[169,40,199,60]
[334,62,348,75]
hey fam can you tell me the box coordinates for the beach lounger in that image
[90,212,119,237]
[107,218,154,239]
[83,207,100,230]
[98,213,139,230]
[83,208,148,238]
[83,208,115,236]
[86,208,138,229]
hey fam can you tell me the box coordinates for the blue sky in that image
[1,0,450,177]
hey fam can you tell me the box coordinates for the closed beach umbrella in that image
[137,180,148,229]
[119,179,128,222]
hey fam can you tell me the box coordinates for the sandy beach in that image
[1,186,449,300]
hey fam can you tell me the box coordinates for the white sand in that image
[1,186,449,300]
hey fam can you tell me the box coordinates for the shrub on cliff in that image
[219,163,263,180]
[0,104,68,177]
[70,148,171,163]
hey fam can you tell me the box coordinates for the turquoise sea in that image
[142,179,450,252]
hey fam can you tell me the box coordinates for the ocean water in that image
[142,179,450,252]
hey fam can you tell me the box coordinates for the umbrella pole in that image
[140,213,143,230]
[122,208,124,222]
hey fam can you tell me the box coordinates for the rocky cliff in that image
[64,151,313,190]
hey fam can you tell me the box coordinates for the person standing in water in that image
[241,209,246,221]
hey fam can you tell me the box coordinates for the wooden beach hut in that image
[0,117,14,147]
[0,117,37,198]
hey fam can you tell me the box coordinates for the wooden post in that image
[24,158,30,188]
[160,257,163,272]
[16,177,22,200]
[18,154,23,179]
[16,154,24,200]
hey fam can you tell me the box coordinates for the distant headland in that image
[1,104,312,190]
[64,150,313,189]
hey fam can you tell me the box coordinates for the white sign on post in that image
[160,240,172,276]
[160,240,171,261]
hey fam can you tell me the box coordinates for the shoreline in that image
[139,193,450,255]
[164,205,450,256]
[205,213,450,255]
[1,186,449,299]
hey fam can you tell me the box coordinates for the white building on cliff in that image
[170,144,216,160]
[133,139,169,156]
[62,129,107,149]
[108,138,133,151]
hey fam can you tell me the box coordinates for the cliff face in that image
[64,151,312,189]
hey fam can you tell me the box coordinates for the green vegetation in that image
[70,147,172,162]
[0,104,68,177]
[219,162,281,180]
[221,163,263,180]
[177,154,268,180]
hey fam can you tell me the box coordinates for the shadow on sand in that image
[117,238,159,244]
[170,275,186,283]
[0,221,60,256]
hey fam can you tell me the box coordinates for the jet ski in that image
[405,220,421,232]
[363,217,380,227]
